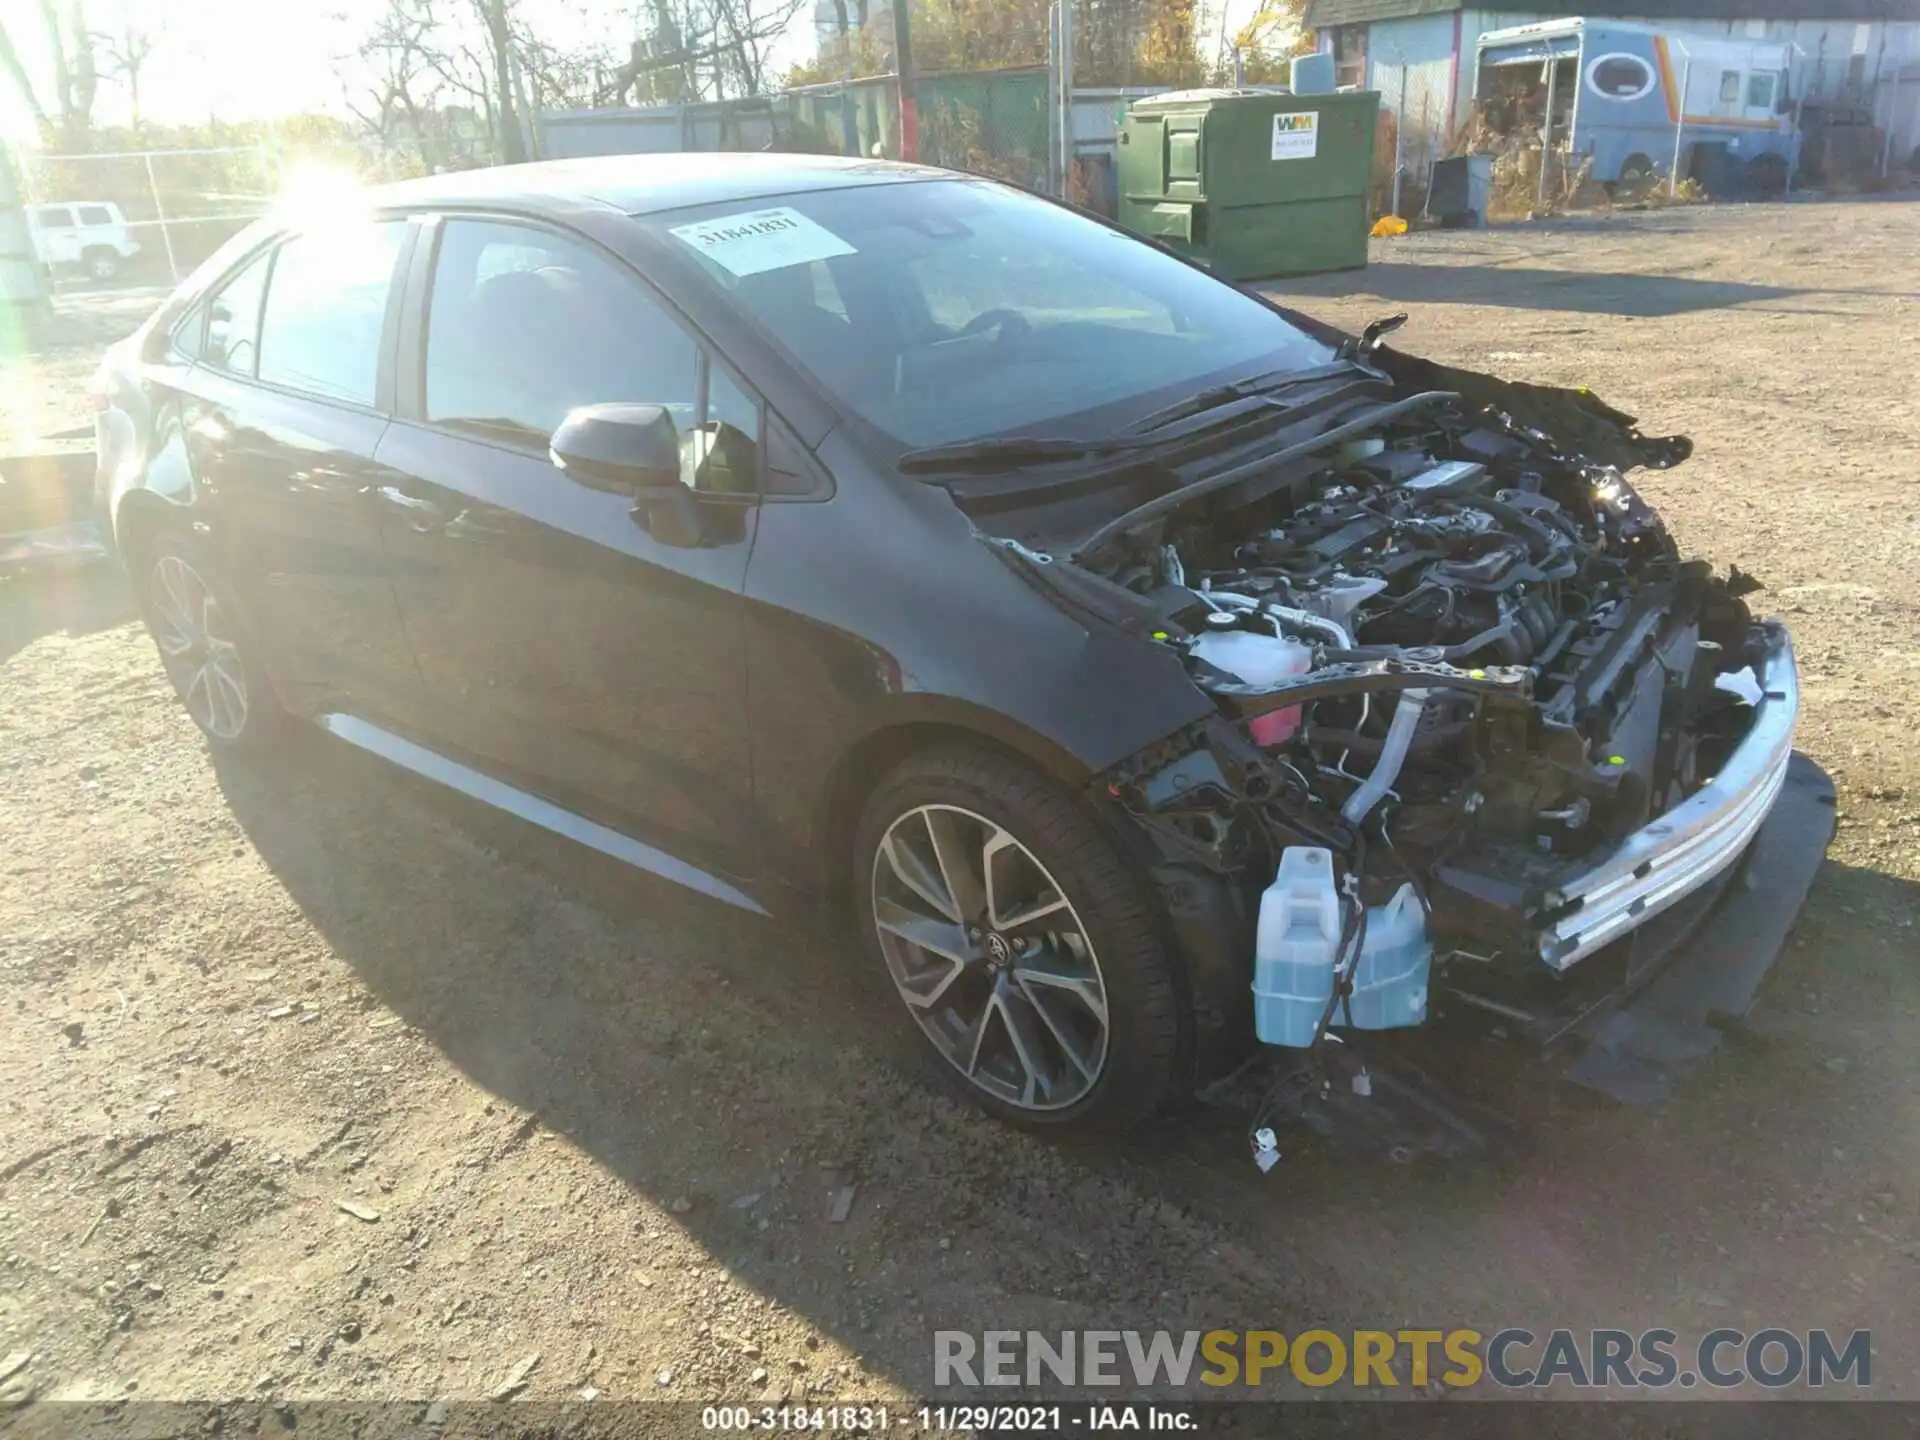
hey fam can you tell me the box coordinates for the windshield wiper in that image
[898,362,1366,477]
[896,433,1150,475]
[1123,359,1364,434]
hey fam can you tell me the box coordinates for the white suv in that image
[28,201,141,281]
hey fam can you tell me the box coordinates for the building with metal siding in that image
[1306,0,1920,185]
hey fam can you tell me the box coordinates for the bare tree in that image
[471,0,526,162]
[0,1,101,149]
[339,0,808,167]
[36,0,99,150]
[337,0,502,165]
[0,19,52,136]
[97,10,159,131]
[343,0,450,171]
[598,0,805,104]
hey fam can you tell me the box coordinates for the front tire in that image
[83,247,120,282]
[854,745,1189,1134]
[137,531,284,751]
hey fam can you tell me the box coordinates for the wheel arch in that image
[112,489,189,569]
[814,703,1256,1092]
[814,702,1100,901]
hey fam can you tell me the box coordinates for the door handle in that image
[374,484,451,532]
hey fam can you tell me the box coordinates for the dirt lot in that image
[1,198,1917,1413]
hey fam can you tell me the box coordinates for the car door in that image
[371,213,761,881]
[77,203,131,262]
[177,220,425,722]
[33,206,76,267]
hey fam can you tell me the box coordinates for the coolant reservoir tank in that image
[1188,629,1313,686]
[1188,630,1313,747]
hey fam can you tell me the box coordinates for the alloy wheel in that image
[149,553,250,741]
[870,804,1110,1111]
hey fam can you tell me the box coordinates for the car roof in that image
[366,152,948,219]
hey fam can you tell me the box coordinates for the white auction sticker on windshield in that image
[669,206,856,277]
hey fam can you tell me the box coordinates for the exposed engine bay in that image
[917,324,1825,1132]
[1014,345,1797,1086]
[1113,429,1768,891]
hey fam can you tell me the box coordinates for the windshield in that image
[645,178,1336,450]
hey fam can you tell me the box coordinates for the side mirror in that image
[551,402,707,547]
[551,402,680,492]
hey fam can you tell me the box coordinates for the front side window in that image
[78,205,113,226]
[256,220,406,406]
[1746,72,1778,109]
[1719,69,1743,105]
[425,219,758,493]
[649,179,1333,451]
[203,249,273,376]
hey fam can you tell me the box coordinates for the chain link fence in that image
[14,136,434,291]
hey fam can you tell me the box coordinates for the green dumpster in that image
[1116,88,1380,281]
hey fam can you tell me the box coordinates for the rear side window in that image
[36,206,75,229]
[256,220,406,406]
[203,250,273,376]
[78,205,114,226]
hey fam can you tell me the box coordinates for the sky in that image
[3,0,361,135]
[2,0,1269,141]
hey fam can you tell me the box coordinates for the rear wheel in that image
[1747,153,1788,199]
[1615,154,1657,199]
[855,745,1188,1134]
[138,531,283,751]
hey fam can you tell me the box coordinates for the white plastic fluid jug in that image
[1190,629,1313,749]
[1188,629,1314,687]
[1252,847,1343,1047]
[1252,849,1435,1047]
[1343,883,1432,1030]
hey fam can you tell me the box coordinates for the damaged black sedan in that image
[96,154,1832,1137]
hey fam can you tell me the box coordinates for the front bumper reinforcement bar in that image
[1536,621,1800,971]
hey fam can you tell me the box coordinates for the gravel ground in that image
[0,197,1916,1412]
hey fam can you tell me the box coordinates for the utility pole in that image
[892,0,917,160]
[1390,52,1406,218]
[833,0,859,155]
[1537,51,1559,211]
[1056,0,1074,193]
[1,142,52,327]
[1670,51,1691,198]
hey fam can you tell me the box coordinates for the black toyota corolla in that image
[93,153,1831,1137]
